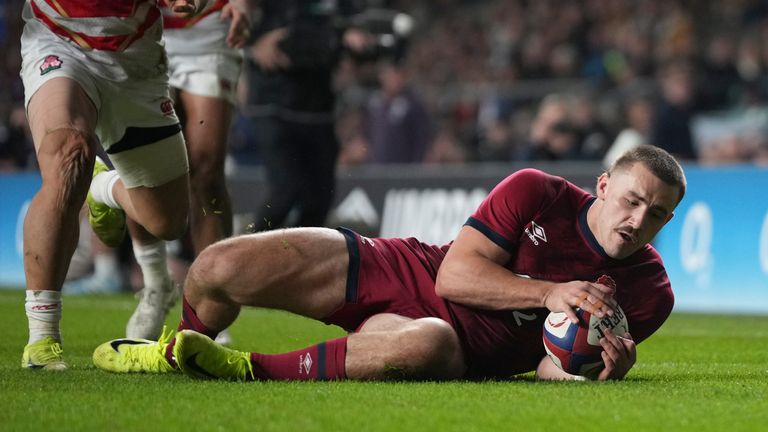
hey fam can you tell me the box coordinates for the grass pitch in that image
[1,289,766,432]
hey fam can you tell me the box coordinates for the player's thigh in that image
[199,227,350,319]
[126,173,190,227]
[26,77,97,148]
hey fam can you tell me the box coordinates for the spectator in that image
[365,61,433,164]
[604,94,655,168]
[651,60,698,161]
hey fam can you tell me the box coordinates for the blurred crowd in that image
[5,0,768,173]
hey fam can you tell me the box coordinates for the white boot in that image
[126,275,179,340]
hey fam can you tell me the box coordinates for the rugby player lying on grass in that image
[94,145,685,381]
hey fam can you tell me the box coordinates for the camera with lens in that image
[278,6,414,69]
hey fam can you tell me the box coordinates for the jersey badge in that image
[40,55,63,75]
[160,99,175,116]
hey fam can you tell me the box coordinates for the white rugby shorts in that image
[20,16,189,188]
[164,11,243,104]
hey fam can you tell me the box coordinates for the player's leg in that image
[86,67,191,245]
[124,220,180,339]
[169,227,348,376]
[23,77,98,369]
[183,227,350,329]
[174,232,465,381]
[84,89,191,340]
[87,130,190,340]
[172,313,466,381]
[124,91,234,340]
[93,227,349,374]
[179,91,234,254]
[178,90,236,344]
[346,315,466,380]
[108,169,190,241]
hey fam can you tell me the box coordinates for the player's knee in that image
[143,214,188,240]
[187,238,240,295]
[402,318,465,378]
[190,151,224,184]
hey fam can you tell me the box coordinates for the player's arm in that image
[435,226,616,322]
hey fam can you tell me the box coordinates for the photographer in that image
[245,0,406,231]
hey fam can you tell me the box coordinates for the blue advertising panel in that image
[654,166,768,313]
[0,173,40,287]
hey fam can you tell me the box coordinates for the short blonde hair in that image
[609,145,687,204]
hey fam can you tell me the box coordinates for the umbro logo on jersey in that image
[524,221,547,246]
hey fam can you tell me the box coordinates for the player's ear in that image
[596,173,609,200]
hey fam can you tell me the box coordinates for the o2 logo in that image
[679,201,713,275]
[760,211,768,275]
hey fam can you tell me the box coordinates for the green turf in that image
[1,289,766,431]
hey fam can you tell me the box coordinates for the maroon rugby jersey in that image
[449,168,674,378]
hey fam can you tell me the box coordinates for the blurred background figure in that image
[603,94,655,168]
[364,60,432,164]
[246,0,356,231]
[521,94,581,161]
[651,60,698,161]
[245,0,410,231]
[0,106,33,172]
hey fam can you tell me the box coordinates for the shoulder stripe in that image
[465,217,516,253]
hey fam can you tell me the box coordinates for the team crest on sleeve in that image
[160,99,175,116]
[524,221,547,246]
[40,55,63,75]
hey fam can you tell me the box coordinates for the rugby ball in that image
[542,304,629,379]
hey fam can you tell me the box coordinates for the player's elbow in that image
[434,264,463,300]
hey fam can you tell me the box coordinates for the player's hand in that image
[597,329,636,380]
[542,280,616,324]
[221,0,252,48]
[250,28,291,71]
[168,0,206,18]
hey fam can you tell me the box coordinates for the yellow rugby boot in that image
[92,327,176,373]
[21,337,67,370]
[174,330,254,381]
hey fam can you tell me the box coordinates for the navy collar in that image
[579,197,610,259]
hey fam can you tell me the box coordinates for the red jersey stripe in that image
[31,0,161,51]
[42,0,148,19]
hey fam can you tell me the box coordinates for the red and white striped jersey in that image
[28,0,162,52]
